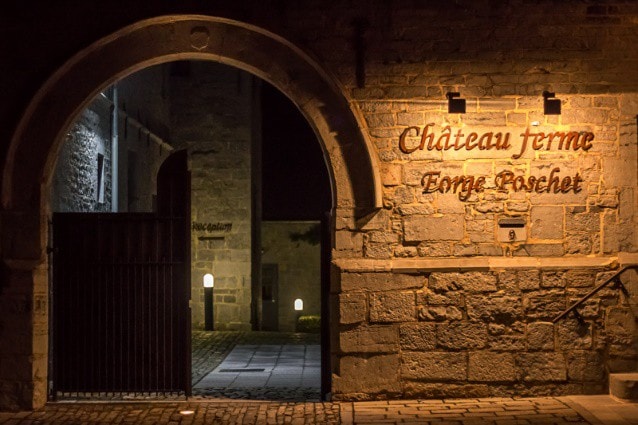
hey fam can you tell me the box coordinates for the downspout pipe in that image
[111,84,118,212]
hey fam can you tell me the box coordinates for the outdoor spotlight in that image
[446,92,466,114]
[294,298,304,311]
[543,91,561,115]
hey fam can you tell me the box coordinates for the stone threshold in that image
[335,252,638,273]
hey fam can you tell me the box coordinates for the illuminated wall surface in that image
[0,0,637,410]
[261,221,321,333]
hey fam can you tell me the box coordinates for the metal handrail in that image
[552,265,638,323]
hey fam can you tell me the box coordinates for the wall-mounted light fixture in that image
[203,273,214,331]
[446,92,466,114]
[543,91,561,115]
[294,298,304,311]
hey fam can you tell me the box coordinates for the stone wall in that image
[114,66,173,212]
[1,0,638,410]
[322,0,638,400]
[50,66,173,214]
[333,267,638,399]
[171,62,257,330]
[261,221,321,332]
[50,98,112,212]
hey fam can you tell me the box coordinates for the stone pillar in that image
[0,209,47,410]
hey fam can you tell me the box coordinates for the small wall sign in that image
[191,222,233,232]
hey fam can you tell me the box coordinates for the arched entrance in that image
[1,15,381,409]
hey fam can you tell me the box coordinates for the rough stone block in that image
[393,246,418,257]
[565,232,599,255]
[527,322,555,351]
[604,157,638,187]
[523,290,566,320]
[610,373,638,400]
[497,270,518,291]
[399,323,437,351]
[516,243,565,257]
[541,271,566,288]
[567,351,604,381]
[365,113,395,128]
[564,270,597,288]
[565,207,600,233]
[364,242,393,259]
[605,308,637,342]
[340,325,398,353]
[517,269,541,291]
[417,241,453,257]
[333,354,401,395]
[402,351,467,381]
[423,290,464,306]
[404,215,464,242]
[339,292,367,324]
[557,319,593,350]
[437,322,487,350]
[466,295,523,324]
[340,272,425,292]
[417,305,463,321]
[468,351,517,382]
[335,230,363,252]
[517,352,567,382]
[369,291,416,323]
[429,272,497,293]
[380,164,402,187]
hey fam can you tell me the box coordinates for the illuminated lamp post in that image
[203,273,214,331]
[294,298,303,331]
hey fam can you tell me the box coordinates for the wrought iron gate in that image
[50,151,190,397]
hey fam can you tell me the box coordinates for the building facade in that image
[0,0,637,410]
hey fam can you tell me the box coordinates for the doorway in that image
[4,16,383,408]
[48,60,331,401]
[261,264,279,331]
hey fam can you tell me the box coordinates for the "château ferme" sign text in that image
[399,124,594,200]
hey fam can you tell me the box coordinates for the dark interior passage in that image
[49,61,331,401]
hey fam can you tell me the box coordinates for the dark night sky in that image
[261,83,331,220]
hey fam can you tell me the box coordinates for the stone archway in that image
[3,15,381,214]
[0,15,382,410]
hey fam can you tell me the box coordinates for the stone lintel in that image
[334,256,620,273]
[618,252,638,266]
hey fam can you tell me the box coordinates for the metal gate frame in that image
[49,150,191,398]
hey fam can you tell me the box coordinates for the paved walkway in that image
[10,332,636,423]
[194,344,320,401]
[191,331,320,386]
[3,395,637,424]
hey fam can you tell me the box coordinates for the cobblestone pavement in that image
[0,396,600,424]
[349,397,590,424]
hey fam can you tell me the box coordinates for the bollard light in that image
[204,273,214,330]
